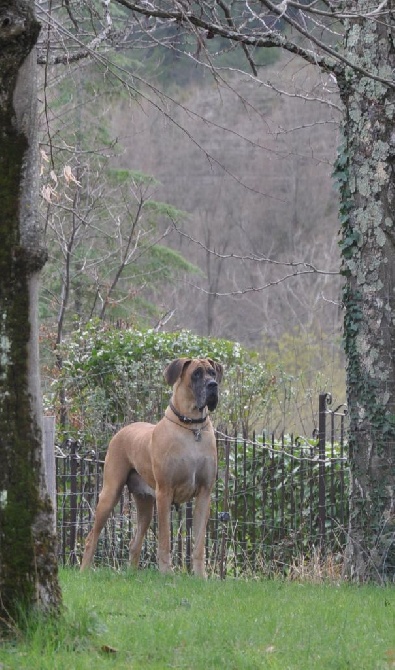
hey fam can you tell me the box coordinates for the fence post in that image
[185,501,193,572]
[43,415,56,531]
[219,436,230,580]
[69,440,79,565]
[318,393,330,546]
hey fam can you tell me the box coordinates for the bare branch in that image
[113,0,336,71]
[187,267,337,297]
[171,220,339,275]
[286,0,390,19]
[111,0,395,87]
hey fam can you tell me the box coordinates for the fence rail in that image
[56,393,348,576]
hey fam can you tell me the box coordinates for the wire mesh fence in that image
[55,393,348,576]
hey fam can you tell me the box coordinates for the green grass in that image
[1,568,394,669]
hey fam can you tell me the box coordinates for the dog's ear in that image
[207,359,224,384]
[164,358,191,386]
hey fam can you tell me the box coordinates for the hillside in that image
[111,53,342,349]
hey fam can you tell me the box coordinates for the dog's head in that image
[164,357,223,412]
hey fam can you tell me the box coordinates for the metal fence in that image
[56,393,348,576]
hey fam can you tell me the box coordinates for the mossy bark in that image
[338,1,395,582]
[0,1,62,621]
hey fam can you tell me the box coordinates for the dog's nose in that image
[207,379,218,389]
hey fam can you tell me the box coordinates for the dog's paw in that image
[158,560,173,575]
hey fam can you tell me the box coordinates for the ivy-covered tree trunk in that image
[338,2,395,582]
[0,0,61,620]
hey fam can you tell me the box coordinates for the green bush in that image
[49,321,275,449]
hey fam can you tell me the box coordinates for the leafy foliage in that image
[48,322,275,446]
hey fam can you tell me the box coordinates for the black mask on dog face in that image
[190,365,219,412]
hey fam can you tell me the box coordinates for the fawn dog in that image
[80,357,223,576]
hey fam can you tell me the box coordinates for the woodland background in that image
[38,26,344,434]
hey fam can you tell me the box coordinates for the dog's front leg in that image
[192,488,212,578]
[156,488,173,574]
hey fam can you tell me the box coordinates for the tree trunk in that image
[0,0,62,620]
[338,2,395,582]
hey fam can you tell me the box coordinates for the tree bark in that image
[0,0,62,620]
[337,1,395,582]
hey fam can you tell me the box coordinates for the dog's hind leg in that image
[81,436,134,571]
[129,493,155,568]
[80,482,124,570]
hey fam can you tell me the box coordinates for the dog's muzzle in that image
[204,380,219,411]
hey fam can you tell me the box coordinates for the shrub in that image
[48,321,275,449]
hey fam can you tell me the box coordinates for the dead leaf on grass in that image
[101,644,118,654]
[384,649,395,666]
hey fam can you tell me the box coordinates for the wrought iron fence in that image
[56,393,348,576]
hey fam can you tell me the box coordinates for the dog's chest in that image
[171,449,216,504]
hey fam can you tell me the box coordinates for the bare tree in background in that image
[106,43,341,345]
[0,0,61,621]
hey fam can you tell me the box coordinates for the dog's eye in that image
[208,368,216,377]
[193,368,202,378]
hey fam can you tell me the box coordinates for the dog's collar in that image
[169,401,208,425]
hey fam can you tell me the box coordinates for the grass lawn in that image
[0,568,394,669]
